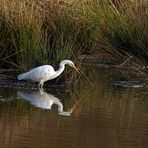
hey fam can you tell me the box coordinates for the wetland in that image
[0,65,148,148]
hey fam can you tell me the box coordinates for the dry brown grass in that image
[0,0,147,78]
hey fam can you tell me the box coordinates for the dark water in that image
[0,66,148,148]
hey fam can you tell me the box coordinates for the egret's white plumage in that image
[18,60,79,88]
[17,89,74,116]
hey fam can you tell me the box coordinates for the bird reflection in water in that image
[17,89,77,116]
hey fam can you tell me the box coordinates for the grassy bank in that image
[0,0,148,78]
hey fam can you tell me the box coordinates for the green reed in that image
[0,0,147,77]
[0,0,92,70]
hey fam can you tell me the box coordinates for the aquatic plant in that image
[0,0,147,78]
[0,0,87,70]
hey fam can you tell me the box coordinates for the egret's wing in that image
[26,65,55,82]
[17,90,53,109]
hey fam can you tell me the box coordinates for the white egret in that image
[18,60,80,89]
[17,89,76,116]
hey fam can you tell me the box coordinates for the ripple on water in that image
[0,68,148,148]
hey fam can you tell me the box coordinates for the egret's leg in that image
[38,81,44,89]
[39,88,44,94]
[41,82,44,89]
[38,82,41,88]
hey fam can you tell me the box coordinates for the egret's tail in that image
[18,73,27,80]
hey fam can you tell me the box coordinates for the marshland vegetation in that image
[0,0,148,78]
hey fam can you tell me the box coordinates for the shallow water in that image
[0,66,148,148]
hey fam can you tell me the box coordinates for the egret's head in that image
[61,60,80,74]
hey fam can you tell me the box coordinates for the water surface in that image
[0,66,148,148]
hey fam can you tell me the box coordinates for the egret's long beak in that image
[73,66,80,74]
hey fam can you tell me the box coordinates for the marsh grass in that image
[0,0,85,69]
[82,0,148,77]
[0,0,148,78]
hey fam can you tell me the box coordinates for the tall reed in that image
[0,0,91,70]
[0,0,147,78]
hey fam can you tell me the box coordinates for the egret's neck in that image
[57,101,63,112]
[54,63,65,79]
[55,99,71,116]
